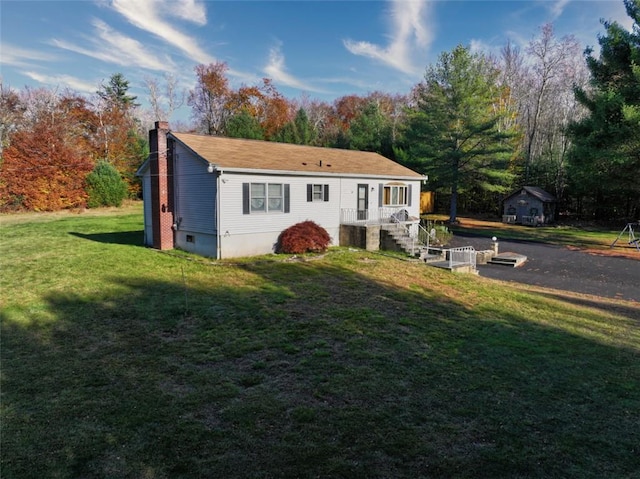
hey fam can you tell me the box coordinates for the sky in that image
[0,0,634,123]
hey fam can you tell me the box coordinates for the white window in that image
[267,183,283,212]
[250,183,266,212]
[383,184,408,206]
[308,184,329,202]
[244,182,289,214]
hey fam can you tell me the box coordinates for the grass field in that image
[2,203,639,478]
[427,214,639,259]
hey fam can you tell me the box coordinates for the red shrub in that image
[277,221,331,254]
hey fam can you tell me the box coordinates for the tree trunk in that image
[449,183,458,223]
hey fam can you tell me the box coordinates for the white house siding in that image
[409,181,420,216]
[142,171,153,246]
[173,145,218,256]
[218,172,342,258]
[214,173,422,258]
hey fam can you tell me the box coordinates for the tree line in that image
[0,74,147,210]
[1,0,638,220]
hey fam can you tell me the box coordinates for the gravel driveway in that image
[447,233,640,303]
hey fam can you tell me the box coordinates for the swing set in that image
[610,222,640,252]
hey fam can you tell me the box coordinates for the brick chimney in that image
[149,121,174,250]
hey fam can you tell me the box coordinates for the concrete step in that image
[421,252,444,262]
[487,252,527,267]
[428,261,478,274]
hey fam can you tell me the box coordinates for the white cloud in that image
[504,30,530,51]
[22,71,97,94]
[109,0,214,64]
[548,0,571,20]
[469,39,489,55]
[0,44,55,68]
[607,0,635,32]
[263,43,324,93]
[51,19,174,72]
[343,0,434,75]
[172,0,207,25]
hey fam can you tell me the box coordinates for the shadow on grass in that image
[538,291,640,322]
[450,227,552,246]
[69,230,145,246]
[2,256,639,478]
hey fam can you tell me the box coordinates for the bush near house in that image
[85,160,129,208]
[277,220,331,254]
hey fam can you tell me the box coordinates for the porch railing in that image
[387,220,431,255]
[448,246,477,271]
[340,207,414,225]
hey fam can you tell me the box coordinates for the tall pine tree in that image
[399,45,518,222]
[568,0,640,219]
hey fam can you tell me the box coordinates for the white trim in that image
[221,167,423,181]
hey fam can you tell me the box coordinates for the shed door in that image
[516,200,529,221]
[357,184,369,221]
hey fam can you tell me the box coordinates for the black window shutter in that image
[242,183,250,214]
[307,184,312,202]
[284,184,290,213]
[407,184,412,206]
[378,184,384,207]
[324,184,329,202]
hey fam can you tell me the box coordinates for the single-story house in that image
[502,186,556,225]
[137,122,426,259]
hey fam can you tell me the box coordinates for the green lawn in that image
[2,204,639,478]
[426,214,628,250]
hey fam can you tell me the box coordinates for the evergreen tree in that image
[349,102,393,157]
[224,110,264,140]
[293,108,313,145]
[567,0,640,219]
[97,73,139,108]
[273,122,297,144]
[274,108,316,145]
[400,45,519,222]
[86,160,129,208]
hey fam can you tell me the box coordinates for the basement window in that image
[186,235,195,243]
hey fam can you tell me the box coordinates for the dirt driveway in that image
[449,234,639,303]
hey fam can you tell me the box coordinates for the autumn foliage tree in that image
[0,76,147,212]
[0,81,24,157]
[188,62,232,135]
[1,118,94,211]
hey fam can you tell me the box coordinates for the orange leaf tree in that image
[188,62,232,135]
[1,119,94,211]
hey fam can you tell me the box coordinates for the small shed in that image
[503,186,556,226]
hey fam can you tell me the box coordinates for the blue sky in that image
[0,0,632,122]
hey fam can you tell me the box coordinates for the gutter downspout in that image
[216,169,223,260]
